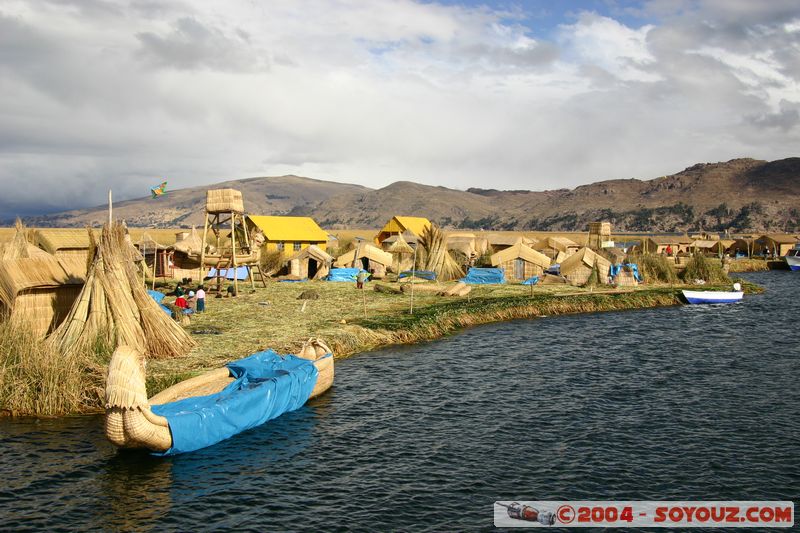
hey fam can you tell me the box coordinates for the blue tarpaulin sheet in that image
[148,290,171,315]
[398,270,437,280]
[460,267,505,284]
[609,263,643,281]
[545,264,560,275]
[150,349,324,455]
[521,276,539,285]
[326,268,369,282]
[206,266,249,281]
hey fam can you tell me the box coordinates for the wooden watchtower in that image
[200,189,250,295]
[587,221,612,249]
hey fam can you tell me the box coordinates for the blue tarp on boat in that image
[609,263,643,281]
[206,266,250,281]
[398,270,436,281]
[148,290,172,315]
[460,267,505,284]
[326,268,369,282]
[150,349,323,455]
[521,276,539,285]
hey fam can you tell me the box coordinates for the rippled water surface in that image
[1,272,798,531]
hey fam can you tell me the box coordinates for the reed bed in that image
[681,253,730,283]
[636,254,678,283]
[0,316,105,415]
[728,258,770,272]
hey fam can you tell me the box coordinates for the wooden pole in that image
[151,248,157,290]
[231,211,238,296]
[199,211,210,284]
[410,243,417,315]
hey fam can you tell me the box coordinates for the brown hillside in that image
[19,158,800,233]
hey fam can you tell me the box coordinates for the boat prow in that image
[104,338,334,454]
[784,244,800,271]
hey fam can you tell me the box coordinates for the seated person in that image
[186,290,197,311]
[175,295,188,309]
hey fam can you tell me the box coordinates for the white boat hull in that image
[682,290,743,304]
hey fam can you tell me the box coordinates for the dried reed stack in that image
[1,219,31,261]
[50,222,195,359]
[417,223,464,281]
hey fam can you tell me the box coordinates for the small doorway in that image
[514,258,525,280]
[308,258,319,279]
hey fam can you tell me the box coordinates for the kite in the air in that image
[150,181,167,198]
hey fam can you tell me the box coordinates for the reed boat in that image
[681,283,743,305]
[783,244,800,271]
[104,338,334,455]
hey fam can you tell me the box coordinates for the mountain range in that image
[18,157,800,233]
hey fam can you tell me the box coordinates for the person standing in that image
[356,270,368,289]
[196,285,206,312]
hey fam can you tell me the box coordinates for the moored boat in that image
[783,244,800,271]
[681,283,743,305]
[105,338,334,455]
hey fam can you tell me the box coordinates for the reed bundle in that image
[1,219,32,261]
[50,223,194,359]
[417,224,464,281]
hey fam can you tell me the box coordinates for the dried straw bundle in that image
[50,223,195,359]
[417,223,464,281]
[1,219,31,260]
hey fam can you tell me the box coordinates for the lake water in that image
[1,271,798,531]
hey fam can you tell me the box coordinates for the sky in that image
[1,0,799,216]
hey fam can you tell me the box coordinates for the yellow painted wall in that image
[264,240,327,253]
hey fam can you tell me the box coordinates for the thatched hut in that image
[35,229,93,280]
[756,234,800,256]
[446,232,479,257]
[559,247,612,286]
[486,234,535,253]
[640,236,693,255]
[533,236,580,259]
[0,255,83,337]
[287,245,333,279]
[386,232,415,273]
[136,232,172,278]
[490,242,551,281]
[376,216,431,246]
[335,243,393,278]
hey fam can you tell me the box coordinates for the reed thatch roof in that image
[560,247,612,277]
[386,232,415,254]
[335,243,393,267]
[287,244,333,264]
[173,226,204,255]
[35,229,93,254]
[533,236,579,253]
[0,255,81,307]
[490,242,551,269]
[486,234,534,247]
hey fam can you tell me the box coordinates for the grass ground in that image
[144,278,757,393]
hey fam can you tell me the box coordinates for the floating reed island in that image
[0,200,781,417]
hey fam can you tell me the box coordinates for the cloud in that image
[0,0,798,218]
[136,17,266,71]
